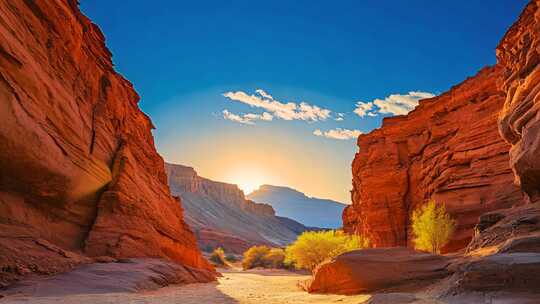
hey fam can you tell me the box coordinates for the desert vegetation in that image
[284,230,369,272]
[242,245,287,270]
[209,247,229,267]
[411,200,456,254]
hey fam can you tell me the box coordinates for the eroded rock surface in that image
[498,0,540,204]
[307,248,450,295]
[0,0,213,286]
[2,258,214,298]
[345,67,522,252]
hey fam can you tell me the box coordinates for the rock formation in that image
[0,0,213,287]
[345,66,523,251]
[307,248,450,295]
[311,0,540,299]
[166,163,311,254]
[309,205,540,297]
[498,0,540,204]
[248,185,346,228]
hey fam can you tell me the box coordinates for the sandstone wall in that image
[345,67,523,251]
[498,0,540,204]
[0,0,213,286]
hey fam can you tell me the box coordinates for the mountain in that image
[165,163,311,253]
[0,0,214,287]
[247,185,347,229]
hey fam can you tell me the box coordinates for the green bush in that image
[411,200,456,254]
[284,230,369,272]
[209,247,228,267]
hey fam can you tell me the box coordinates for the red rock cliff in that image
[345,66,523,252]
[498,0,540,204]
[0,0,213,285]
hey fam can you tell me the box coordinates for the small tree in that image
[284,230,369,272]
[209,247,228,267]
[411,200,456,254]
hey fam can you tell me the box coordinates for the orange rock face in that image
[345,67,523,252]
[497,0,540,204]
[0,0,213,286]
[307,248,450,294]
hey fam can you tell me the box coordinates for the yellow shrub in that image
[242,245,271,269]
[411,200,456,254]
[242,246,288,269]
[209,247,228,267]
[264,248,286,268]
[284,230,369,272]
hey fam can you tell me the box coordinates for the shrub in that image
[242,246,288,270]
[264,248,286,268]
[411,200,456,254]
[242,245,271,270]
[209,247,228,267]
[284,230,369,272]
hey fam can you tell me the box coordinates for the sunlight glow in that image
[225,167,270,195]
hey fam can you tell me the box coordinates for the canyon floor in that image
[1,268,370,304]
[3,266,538,304]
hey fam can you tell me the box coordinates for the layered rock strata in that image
[0,0,213,286]
[345,66,523,251]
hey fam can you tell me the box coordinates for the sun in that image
[225,167,269,195]
[236,180,261,195]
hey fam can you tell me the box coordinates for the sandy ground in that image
[2,267,538,304]
[1,268,371,304]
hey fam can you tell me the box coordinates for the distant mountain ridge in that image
[247,185,347,228]
[165,163,311,253]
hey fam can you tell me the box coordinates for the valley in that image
[1,0,539,303]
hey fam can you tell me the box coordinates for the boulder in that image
[307,248,450,295]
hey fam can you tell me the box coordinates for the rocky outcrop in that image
[308,205,540,297]
[0,0,213,286]
[166,163,309,254]
[345,66,523,252]
[307,248,451,295]
[498,0,540,204]
[2,258,215,298]
[248,185,346,228]
[444,203,540,295]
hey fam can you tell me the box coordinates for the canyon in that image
[0,0,214,287]
[309,0,540,299]
[165,163,310,254]
[1,0,539,302]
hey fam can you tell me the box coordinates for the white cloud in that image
[354,91,435,117]
[353,102,376,117]
[223,89,332,122]
[222,109,273,125]
[335,113,345,121]
[313,128,362,140]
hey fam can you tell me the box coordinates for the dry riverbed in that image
[1,268,371,304]
[3,267,537,304]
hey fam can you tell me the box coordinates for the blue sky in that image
[81,1,528,203]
